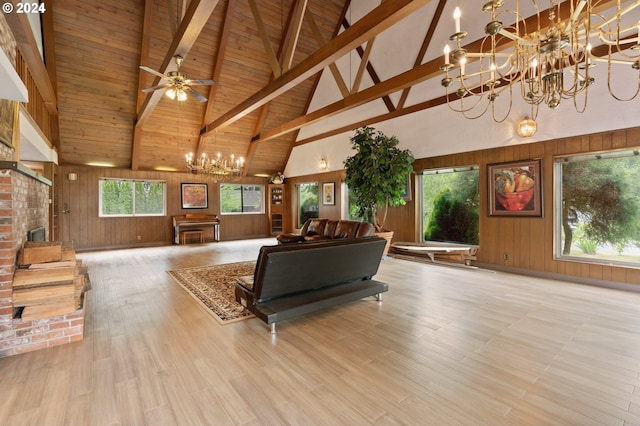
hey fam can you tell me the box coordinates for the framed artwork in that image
[322,182,335,205]
[0,99,18,148]
[181,183,208,209]
[488,159,542,217]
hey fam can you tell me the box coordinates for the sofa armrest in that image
[276,233,304,244]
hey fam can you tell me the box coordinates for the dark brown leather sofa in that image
[235,237,388,333]
[276,218,375,244]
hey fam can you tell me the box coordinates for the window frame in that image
[98,178,166,218]
[419,165,480,246]
[554,148,640,268]
[219,183,265,215]
[295,182,319,228]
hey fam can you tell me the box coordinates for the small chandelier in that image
[440,1,640,122]
[185,152,244,182]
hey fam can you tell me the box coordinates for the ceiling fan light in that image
[165,88,176,100]
[176,89,188,102]
[517,117,537,138]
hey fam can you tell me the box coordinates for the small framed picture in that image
[322,182,335,205]
[488,159,542,217]
[181,183,208,209]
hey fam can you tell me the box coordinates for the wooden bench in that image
[390,241,478,265]
[181,229,204,244]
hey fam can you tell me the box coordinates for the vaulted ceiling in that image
[24,0,640,176]
[51,0,349,176]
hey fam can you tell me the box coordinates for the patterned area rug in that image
[167,261,256,324]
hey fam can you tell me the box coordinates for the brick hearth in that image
[0,156,85,357]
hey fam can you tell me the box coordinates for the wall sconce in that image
[67,172,77,181]
[319,158,328,170]
[516,117,537,138]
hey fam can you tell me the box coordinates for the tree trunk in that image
[562,201,573,255]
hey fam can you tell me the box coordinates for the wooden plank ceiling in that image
[49,0,632,176]
[51,0,445,176]
[50,0,345,176]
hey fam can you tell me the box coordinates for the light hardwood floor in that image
[2,238,640,425]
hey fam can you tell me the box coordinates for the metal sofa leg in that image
[375,293,383,302]
[270,323,276,334]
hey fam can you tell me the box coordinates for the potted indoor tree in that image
[344,126,414,256]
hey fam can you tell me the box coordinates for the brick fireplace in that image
[0,160,85,357]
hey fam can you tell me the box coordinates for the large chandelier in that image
[185,152,244,182]
[440,0,640,122]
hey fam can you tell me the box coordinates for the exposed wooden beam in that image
[132,0,220,171]
[248,0,282,77]
[242,0,303,176]
[280,0,352,174]
[134,0,220,128]
[251,54,443,144]
[131,0,156,170]
[281,0,308,72]
[397,0,446,110]
[264,0,624,146]
[200,0,433,137]
[294,95,449,146]
[342,18,395,112]
[4,0,57,114]
[193,0,238,158]
[351,37,375,94]
[306,9,350,98]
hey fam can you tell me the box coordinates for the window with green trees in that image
[555,149,640,266]
[421,166,479,245]
[220,184,264,214]
[99,179,165,217]
[296,183,318,227]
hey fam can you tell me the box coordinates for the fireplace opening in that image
[27,226,46,242]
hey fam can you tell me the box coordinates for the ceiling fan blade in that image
[139,65,169,80]
[186,79,216,86]
[141,83,171,93]
[187,88,209,102]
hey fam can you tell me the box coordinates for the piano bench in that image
[181,230,205,244]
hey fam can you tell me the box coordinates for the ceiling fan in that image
[140,55,215,102]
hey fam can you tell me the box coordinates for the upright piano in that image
[172,214,220,244]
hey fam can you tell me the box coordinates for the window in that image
[345,184,365,222]
[296,183,318,227]
[220,184,264,214]
[421,166,479,245]
[555,149,640,266]
[99,179,166,217]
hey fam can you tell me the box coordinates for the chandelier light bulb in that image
[454,7,461,33]
[440,1,640,122]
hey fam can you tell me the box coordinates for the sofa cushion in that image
[301,219,326,236]
[356,222,375,237]
[333,220,360,238]
[277,218,375,244]
[324,220,338,237]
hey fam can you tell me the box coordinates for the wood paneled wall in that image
[56,125,640,285]
[56,165,270,250]
[283,127,640,286]
[283,170,344,231]
[409,126,640,286]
